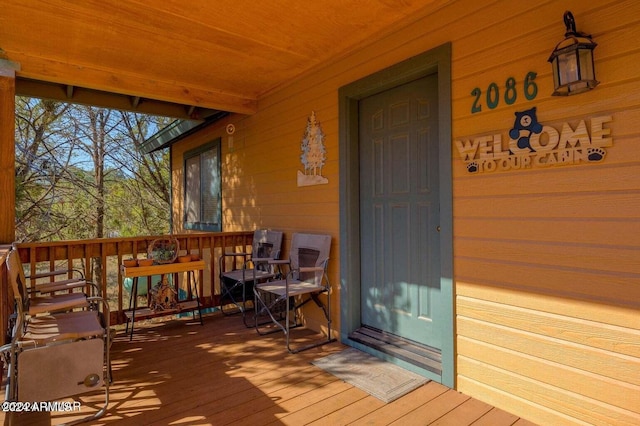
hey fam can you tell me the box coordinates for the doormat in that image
[312,347,429,403]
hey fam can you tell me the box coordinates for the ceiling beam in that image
[10,52,258,115]
[16,78,224,120]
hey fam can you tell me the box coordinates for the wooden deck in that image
[2,313,536,425]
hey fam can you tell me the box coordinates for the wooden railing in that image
[8,232,254,329]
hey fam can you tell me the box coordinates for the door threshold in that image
[348,327,442,376]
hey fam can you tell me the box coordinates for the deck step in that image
[349,327,442,376]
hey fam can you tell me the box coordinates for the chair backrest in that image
[6,249,31,344]
[289,233,331,283]
[252,229,283,260]
[5,248,29,317]
[252,230,283,271]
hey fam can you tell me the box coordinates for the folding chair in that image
[13,243,99,296]
[253,233,335,353]
[2,248,111,425]
[219,229,283,326]
[6,248,92,316]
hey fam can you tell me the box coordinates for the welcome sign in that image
[455,107,613,174]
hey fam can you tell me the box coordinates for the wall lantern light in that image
[548,11,598,96]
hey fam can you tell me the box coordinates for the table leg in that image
[129,277,139,341]
[190,270,204,325]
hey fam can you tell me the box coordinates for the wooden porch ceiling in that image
[1,0,442,119]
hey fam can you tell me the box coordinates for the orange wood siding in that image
[172,1,640,424]
[450,1,640,425]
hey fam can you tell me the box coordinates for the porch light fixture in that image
[548,11,598,96]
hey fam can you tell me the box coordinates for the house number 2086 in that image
[471,72,538,114]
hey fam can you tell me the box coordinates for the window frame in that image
[183,139,222,232]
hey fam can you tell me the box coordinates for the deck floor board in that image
[1,313,533,425]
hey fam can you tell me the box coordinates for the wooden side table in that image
[122,260,205,340]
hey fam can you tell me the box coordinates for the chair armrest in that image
[27,268,85,280]
[269,259,290,265]
[299,266,325,273]
[250,257,274,263]
[244,257,274,270]
[35,280,101,297]
[27,269,67,279]
[219,251,251,273]
[222,252,250,257]
[0,343,12,357]
[86,296,111,327]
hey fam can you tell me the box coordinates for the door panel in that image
[359,74,441,349]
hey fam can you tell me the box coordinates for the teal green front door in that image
[359,74,442,350]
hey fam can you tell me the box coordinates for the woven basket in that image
[148,237,179,264]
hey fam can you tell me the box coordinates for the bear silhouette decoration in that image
[509,107,543,152]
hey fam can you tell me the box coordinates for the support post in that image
[0,52,19,353]
[0,52,19,244]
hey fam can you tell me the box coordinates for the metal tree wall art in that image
[297,111,328,186]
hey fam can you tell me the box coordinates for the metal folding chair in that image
[219,229,283,326]
[14,243,100,297]
[253,233,335,353]
[1,247,111,425]
[6,247,93,316]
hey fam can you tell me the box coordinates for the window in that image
[184,139,221,231]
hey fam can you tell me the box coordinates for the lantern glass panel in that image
[551,57,561,88]
[558,50,579,85]
[578,48,595,81]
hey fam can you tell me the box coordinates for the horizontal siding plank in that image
[458,375,607,426]
[238,94,336,140]
[457,316,640,386]
[456,281,640,329]
[458,357,640,426]
[455,238,640,275]
[453,162,640,196]
[249,218,338,233]
[455,262,640,311]
[226,202,339,219]
[221,159,339,185]
[224,187,339,204]
[457,336,640,412]
[454,217,640,247]
[455,192,640,220]
[457,296,640,357]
